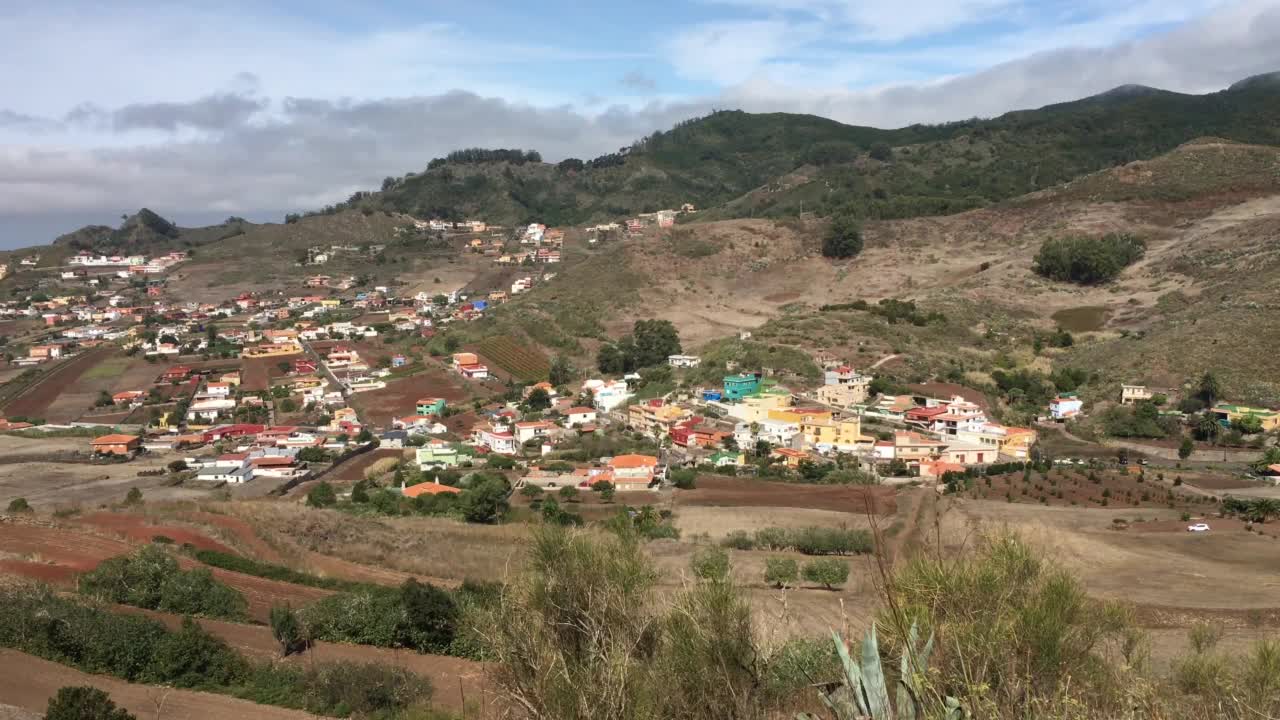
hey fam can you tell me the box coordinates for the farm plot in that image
[956,467,1214,510]
[44,354,159,424]
[1,347,114,421]
[470,336,550,383]
[347,371,470,427]
[240,353,303,392]
[673,475,897,515]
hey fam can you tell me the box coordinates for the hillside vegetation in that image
[336,81,1280,226]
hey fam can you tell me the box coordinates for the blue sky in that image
[1,0,1278,247]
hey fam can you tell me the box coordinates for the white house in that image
[583,379,631,412]
[564,406,598,427]
[1049,394,1084,421]
[514,420,556,444]
[667,354,701,368]
[734,419,800,449]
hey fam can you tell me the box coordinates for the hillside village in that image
[0,200,1277,502]
[3,89,1280,720]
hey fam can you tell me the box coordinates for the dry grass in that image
[223,502,531,582]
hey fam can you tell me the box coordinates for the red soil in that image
[675,476,897,515]
[71,512,238,554]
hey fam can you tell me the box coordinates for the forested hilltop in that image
[308,77,1280,226]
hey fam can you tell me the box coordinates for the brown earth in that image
[1,347,115,420]
[957,468,1216,510]
[327,448,410,483]
[673,476,896,515]
[70,512,239,553]
[0,520,332,621]
[240,353,303,393]
[347,370,470,427]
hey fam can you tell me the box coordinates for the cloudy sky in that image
[2,0,1279,247]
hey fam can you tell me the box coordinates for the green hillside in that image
[332,80,1280,226]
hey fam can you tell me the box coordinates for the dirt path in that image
[0,649,315,720]
[870,353,901,369]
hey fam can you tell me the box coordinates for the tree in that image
[458,477,510,523]
[351,479,371,503]
[44,687,137,720]
[801,558,849,590]
[6,497,31,513]
[600,485,616,503]
[399,578,458,653]
[167,459,188,472]
[763,557,798,588]
[1193,412,1221,442]
[549,355,574,387]
[356,427,374,443]
[558,485,579,503]
[868,142,892,161]
[1234,414,1264,435]
[307,481,337,508]
[596,343,627,374]
[525,387,551,411]
[689,546,731,581]
[269,603,308,656]
[1197,371,1222,407]
[631,320,681,368]
[520,484,544,501]
[279,398,297,413]
[670,468,697,489]
[1179,437,1195,460]
[822,213,863,259]
[123,487,143,506]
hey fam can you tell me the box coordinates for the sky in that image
[2,0,1279,248]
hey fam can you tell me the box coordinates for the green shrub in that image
[721,530,755,550]
[44,686,136,720]
[1032,233,1145,285]
[269,604,309,657]
[748,526,872,555]
[301,579,458,654]
[192,549,380,592]
[690,546,731,580]
[764,557,799,588]
[670,468,697,489]
[822,213,863,259]
[306,481,337,508]
[800,558,849,589]
[6,497,31,513]
[145,616,249,688]
[78,545,248,620]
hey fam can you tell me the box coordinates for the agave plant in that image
[798,622,964,720]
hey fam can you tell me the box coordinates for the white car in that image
[1187,523,1211,533]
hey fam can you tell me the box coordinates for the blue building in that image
[723,373,761,401]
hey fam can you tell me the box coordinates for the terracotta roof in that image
[251,456,296,467]
[92,434,139,445]
[566,406,596,414]
[403,482,463,498]
[609,454,658,469]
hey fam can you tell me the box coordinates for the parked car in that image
[1187,523,1211,533]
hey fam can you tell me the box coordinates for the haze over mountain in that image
[1,0,1279,248]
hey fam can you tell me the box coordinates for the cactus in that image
[797,622,964,720]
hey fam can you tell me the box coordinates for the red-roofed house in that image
[403,481,463,498]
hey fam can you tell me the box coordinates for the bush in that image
[749,526,872,555]
[822,213,863,259]
[721,530,755,550]
[6,497,30,513]
[167,459,188,472]
[306,481,337,508]
[1032,233,1145,285]
[764,557,799,588]
[801,558,849,589]
[670,468,697,489]
[45,687,136,720]
[192,549,378,592]
[269,604,309,657]
[78,545,248,620]
[301,579,458,654]
[146,616,249,688]
[123,487,143,506]
[690,546,731,580]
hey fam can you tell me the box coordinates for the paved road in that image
[299,339,348,397]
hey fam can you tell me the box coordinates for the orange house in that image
[91,434,141,456]
[402,482,463,499]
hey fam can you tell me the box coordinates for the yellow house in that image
[801,416,872,452]
[768,407,833,425]
[1210,404,1280,432]
[737,392,792,422]
[998,427,1038,459]
[319,299,342,308]
[628,402,690,435]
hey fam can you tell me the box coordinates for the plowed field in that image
[674,476,897,515]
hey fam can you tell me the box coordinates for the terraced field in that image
[471,336,549,383]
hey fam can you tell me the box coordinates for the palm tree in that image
[1250,498,1280,523]
[1194,412,1221,442]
